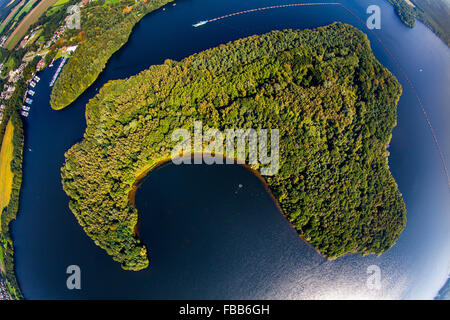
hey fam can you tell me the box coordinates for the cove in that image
[11,0,450,299]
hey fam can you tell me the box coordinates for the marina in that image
[49,57,68,87]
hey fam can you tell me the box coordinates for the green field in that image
[388,0,450,46]
[0,0,38,36]
[5,34,18,49]
[13,0,39,21]
[23,27,42,46]
[50,0,173,109]
[4,56,17,72]
[0,0,25,34]
[413,0,450,46]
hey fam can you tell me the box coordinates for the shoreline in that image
[127,153,387,262]
[126,154,331,261]
[242,164,330,260]
[50,0,174,110]
[128,157,172,238]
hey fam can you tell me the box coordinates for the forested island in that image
[49,0,172,110]
[61,23,407,271]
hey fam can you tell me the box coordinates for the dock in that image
[49,57,68,87]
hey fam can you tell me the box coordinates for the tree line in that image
[61,23,407,271]
[50,0,173,110]
[0,57,39,299]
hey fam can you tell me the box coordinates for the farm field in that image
[0,0,25,34]
[5,0,58,49]
[13,0,39,22]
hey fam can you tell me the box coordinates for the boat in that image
[22,106,30,111]
[21,111,29,117]
[193,20,208,27]
[49,57,68,87]
[28,90,35,96]
[25,98,33,104]
[33,75,40,82]
[30,81,36,88]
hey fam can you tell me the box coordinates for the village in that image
[0,0,90,124]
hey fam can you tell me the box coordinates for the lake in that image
[12,0,450,299]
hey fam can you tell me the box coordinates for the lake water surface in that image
[12,0,450,299]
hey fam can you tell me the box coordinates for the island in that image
[61,23,407,271]
[49,0,172,110]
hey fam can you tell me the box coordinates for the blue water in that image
[11,0,450,299]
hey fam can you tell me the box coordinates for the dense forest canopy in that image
[62,23,406,271]
[49,0,172,110]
